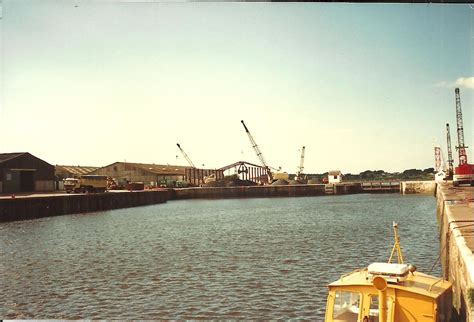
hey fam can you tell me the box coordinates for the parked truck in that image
[64,175,108,193]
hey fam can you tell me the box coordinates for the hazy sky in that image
[1,1,472,174]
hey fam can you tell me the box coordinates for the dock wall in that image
[436,185,474,321]
[171,183,362,199]
[401,180,437,194]
[0,191,170,223]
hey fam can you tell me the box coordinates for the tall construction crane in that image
[433,145,448,182]
[434,146,442,173]
[445,123,454,178]
[176,143,196,168]
[296,146,305,181]
[452,88,474,186]
[240,120,273,183]
[455,88,468,165]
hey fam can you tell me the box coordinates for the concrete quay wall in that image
[436,184,474,321]
[401,180,437,194]
[171,183,363,200]
[0,190,170,223]
[172,184,328,199]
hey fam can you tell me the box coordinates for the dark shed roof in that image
[0,152,27,164]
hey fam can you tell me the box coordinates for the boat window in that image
[332,291,360,322]
[368,295,379,322]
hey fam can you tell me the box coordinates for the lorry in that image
[63,175,108,193]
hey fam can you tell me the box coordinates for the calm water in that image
[0,194,440,320]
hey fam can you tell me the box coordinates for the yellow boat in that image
[324,223,453,322]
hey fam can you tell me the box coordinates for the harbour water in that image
[0,194,440,320]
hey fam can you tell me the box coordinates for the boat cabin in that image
[324,262,452,322]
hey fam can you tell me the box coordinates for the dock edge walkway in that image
[437,184,474,321]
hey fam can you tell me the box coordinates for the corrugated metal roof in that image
[97,162,188,175]
[129,162,187,175]
[0,152,28,164]
[56,165,99,176]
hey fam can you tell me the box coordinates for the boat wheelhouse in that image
[324,223,453,322]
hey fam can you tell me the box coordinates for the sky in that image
[0,1,473,174]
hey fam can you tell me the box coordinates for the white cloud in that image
[436,77,474,90]
[454,77,474,89]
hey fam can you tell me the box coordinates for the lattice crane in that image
[455,88,468,166]
[452,88,474,186]
[241,120,273,183]
[296,146,305,180]
[434,146,442,173]
[445,123,454,177]
[176,143,196,168]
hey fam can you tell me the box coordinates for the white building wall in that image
[328,174,342,184]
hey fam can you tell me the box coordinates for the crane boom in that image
[455,88,468,165]
[434,146,442,172]
[446,123,454,175]
[176,143,196,168]
[296,146,305,179]
[240,120,273,182]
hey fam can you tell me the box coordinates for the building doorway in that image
[19,170,35,192]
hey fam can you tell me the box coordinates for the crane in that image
[434,146,442,173]
[455,88,468,165]
[176,143,196,168]
[433,145,447,182]
[296,146,305,181]
[446,123,454,178]
[240,120,273,183]
[452,88,474,186]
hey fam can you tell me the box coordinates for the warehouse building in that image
[0,152,55,193]
[90,162,188,187]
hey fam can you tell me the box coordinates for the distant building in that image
[90,162,188,187]
[328,170,343,183]
[0,152,55,193]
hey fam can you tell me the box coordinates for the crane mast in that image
[434,146,442,173]
[296,146,305,180]
[240,120,273,182]
[176,143,196,168]
[455,88,468,165]
[446,123,454,176]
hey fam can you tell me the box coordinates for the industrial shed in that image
[90,162,188,187]
[0,152,55,193]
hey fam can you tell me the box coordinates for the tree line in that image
[301,168,436,182]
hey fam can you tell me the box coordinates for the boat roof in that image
[328,267,451,299]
